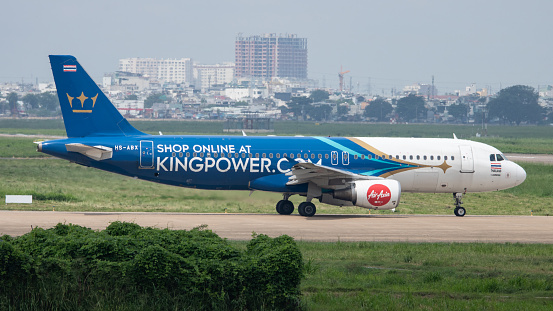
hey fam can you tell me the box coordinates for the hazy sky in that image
[2,0,552,94]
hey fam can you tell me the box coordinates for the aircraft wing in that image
[285,161,383,189]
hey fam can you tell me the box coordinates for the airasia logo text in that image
[366,184,391,206]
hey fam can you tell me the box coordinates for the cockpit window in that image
[496,154,504,161]
[490,154,496,161]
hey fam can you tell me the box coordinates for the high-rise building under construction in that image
[235,33,307,80]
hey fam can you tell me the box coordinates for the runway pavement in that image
[1,211,552,243]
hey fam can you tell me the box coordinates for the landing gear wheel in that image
[454,206,466,217]
[276,200,294,215]
[298,202,316,217]
[453,192,466,217]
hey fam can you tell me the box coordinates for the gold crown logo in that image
[66,92,98,113]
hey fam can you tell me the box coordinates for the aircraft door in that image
[140,140,154,169]
[342,151,349,165]
[459,145,474,173]
[331,151,338,165]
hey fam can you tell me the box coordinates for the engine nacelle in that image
[333,180,401,210]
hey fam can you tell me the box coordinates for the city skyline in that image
[1,0,552,94]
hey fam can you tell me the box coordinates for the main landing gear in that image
[453,192,466,217]
[276,194,317,217]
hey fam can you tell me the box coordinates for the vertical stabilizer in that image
[49,55,145,137]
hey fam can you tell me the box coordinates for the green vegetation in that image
[3,120,553,154]
[0,137,50,158]
[0,222,303,310]
[297,241,553,310]
[3,118,553,138]
[1,158,552,216]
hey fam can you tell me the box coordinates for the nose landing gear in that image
[453,192,466,217]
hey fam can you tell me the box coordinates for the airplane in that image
[37,55,527,217]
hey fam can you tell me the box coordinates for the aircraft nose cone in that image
[516,164,526,186]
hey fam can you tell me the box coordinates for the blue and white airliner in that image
[38,55,526,217]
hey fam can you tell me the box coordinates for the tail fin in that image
[49,55,145,137]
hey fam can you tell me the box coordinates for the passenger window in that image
[354,155,358,160]
[297,153,301,158]
[234,153,239,158]
[416,155,420,160]
[186,152,190,157]
[496,154,504,161]
[200,152,204,157]
[255,153,259,158]
[262,153,266,158]
[444,156,448,161]
[248,153,252,158]
[403,155,406,160]
[361,155,365,160]
[490,154,496,161]
[451,156,455,161]
[172,152,176,157]
[276,153,280,158]
[318,154,322,159]
[207,153,211,158]
[304,153,308,159]
[325,154,329,159]
[409,155,413,160]
[368,155,372,160]
[437,155,440,161]
[213,152,218,158]
[311,154,315,159]
[193,152,197,157]
[228,153,232,158]
[430,155,434,160]
[423,155,427,160]
[242,153,246,158]
[179,152,183,157]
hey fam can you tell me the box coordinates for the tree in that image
[0,100,7,114]
[38,93,59,111]
[447,103,469,122]
[306,104,332,121]
[22,94,39,110]
[7,92,19,116]
[364,98,393,121]
[309,90,329,103]
[144,93,164,108]
[396,94,426,122]
[283,96,312,120]
[337,104,349,117]
[487,85,543,125]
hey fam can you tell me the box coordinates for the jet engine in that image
[332,180,401,209]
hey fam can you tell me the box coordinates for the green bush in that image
[0,222,304,310]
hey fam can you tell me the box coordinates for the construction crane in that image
[338,65,350,92]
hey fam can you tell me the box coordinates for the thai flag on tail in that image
[63,65,77,72]
[491,162,502,172]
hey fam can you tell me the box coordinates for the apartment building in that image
[194,63,235,90]
[119,57,193,84]
[235,33,307,80]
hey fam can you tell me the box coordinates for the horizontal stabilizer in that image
[65,143,113,161]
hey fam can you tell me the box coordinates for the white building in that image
[119,57,193,84]
[194,63,235,90]
[113,99,145,117]
[224,87,268,100]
